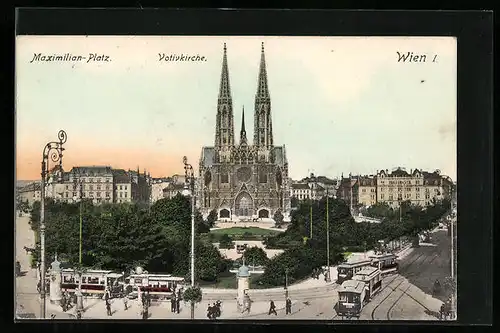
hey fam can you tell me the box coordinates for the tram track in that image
[369,252,426,320]
[386,254,439,320]
[371,251,439,320]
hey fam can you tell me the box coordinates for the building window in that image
[106,185,110,190]
[89,178,94,183]
[220,173,229,184]
[381,194,384,199]
[97,192,101,197]
[120,192,123,198]
[124,192,128,198]
[259,170,267,183]
[97,185,101,190]
[362,189,366,193]
[389,195,393,200]
[65,185,69,190]
[73,192,77,197]
[89,185,94,190]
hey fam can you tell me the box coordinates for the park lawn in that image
[210,227,279,236]
[199,272,263,289]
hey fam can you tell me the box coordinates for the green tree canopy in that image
[242,246,269,266]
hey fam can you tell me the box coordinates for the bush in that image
[183,286,202,303]
[218,234,234,249]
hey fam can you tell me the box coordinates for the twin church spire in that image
[214,42,272,150]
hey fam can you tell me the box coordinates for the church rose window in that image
[237,167,252,183]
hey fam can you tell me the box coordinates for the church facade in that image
[197,43,291,221]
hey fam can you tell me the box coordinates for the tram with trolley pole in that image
[126,273,185,301]
[60,269,125,298]
[335,267,382,319]
[336,258,372,284]
[368,253,399,275]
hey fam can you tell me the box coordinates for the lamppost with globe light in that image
[39,130,67,319]
[182,156,196,319]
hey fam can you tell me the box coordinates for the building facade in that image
[336,174,360,209]
[290,183,312,201]
[17,182,41,206]
[357,176,377,207]
[376,167,452,208]
[150,178,171,203]
[51,166,151,205]
[197,43,291,221]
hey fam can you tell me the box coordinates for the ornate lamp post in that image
[39,130,67,318]
[182,156,196,320]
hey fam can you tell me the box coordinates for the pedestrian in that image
[142,303,148,320]
[176,295,180,314]
[106,299,112,316]
[123,296,129,311]
[207,304,213,319]
[268,300,277,316]
[285,298,292,315]
[76,309,82,319]
[171,295,176,312]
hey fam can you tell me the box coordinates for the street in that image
[15,210,452,321]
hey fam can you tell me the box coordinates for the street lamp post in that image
[39,130,67,319]
[72,173,85,313]
[183,156,196,320]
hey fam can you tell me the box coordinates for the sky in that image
[16,36,457,181]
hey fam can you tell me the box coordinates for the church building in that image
[197,43,291,221]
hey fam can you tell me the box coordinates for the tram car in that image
[369,253,399,274]
[60,269,125,298]
[336,267,382,318]
[126,273,185,301]
[336,258,372,284]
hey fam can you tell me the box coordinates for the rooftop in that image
[339,279,365,294]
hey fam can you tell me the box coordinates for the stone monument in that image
[49,254,62,305]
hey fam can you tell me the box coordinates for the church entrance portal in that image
[258,209,269,218]
[235,192,253,218]
[219,209,230,219]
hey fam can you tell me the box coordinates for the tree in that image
[366,202,394,220]
[195,242,225,281]
[273,210,284,228]
[195,210,210,234]
[206,209,218,228]
[218,234,234,249]
[243,246,269,266]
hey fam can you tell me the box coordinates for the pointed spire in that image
[215,43,235,149]
[218,43,231,100]
[256,42,270,101]
[240,106,247,145]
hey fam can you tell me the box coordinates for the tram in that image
[126,273,185,301]
[60,269,125,298]
[336,258,372,284]
[369,253,399,274]
[336,267,382,318]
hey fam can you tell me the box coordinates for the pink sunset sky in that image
[16,36,457,181]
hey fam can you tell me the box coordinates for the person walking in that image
[268,300,277,316]
[171,295,176,312]
[106,299,112,316]
[285,298,292,315]
[123,296,129,311]
[175,295,180,314]
[142,302,148,320]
